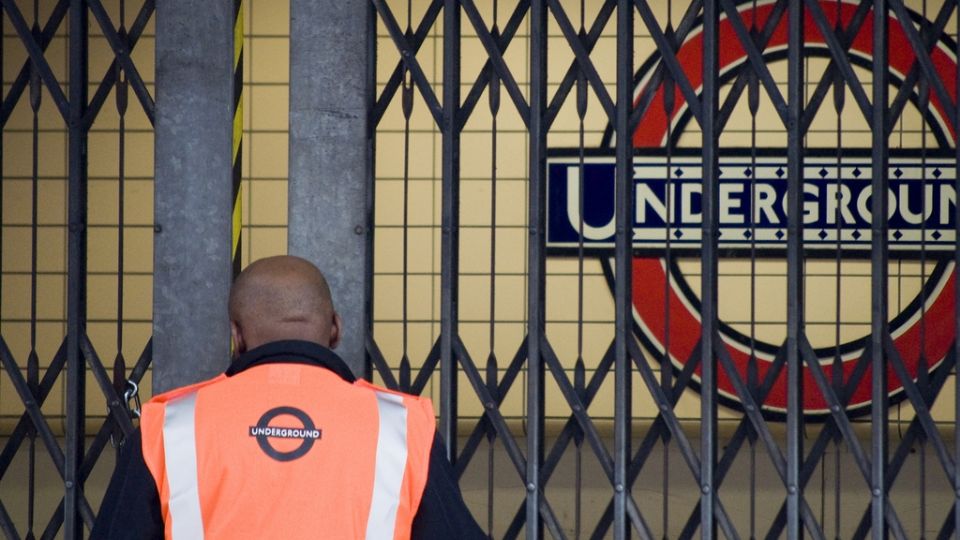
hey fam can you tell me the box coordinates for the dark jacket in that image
[91,340,486,539]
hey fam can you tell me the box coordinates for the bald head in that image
[229,256,341,354]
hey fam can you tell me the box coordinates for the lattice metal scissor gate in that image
[0,0,154,537]
[369,0,960,538]
[1,0,959,538]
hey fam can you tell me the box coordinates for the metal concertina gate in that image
[0,0,959,538]
[0,0,154,538]
[367,0,960,538]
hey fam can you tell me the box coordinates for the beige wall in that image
[0,0,955,433]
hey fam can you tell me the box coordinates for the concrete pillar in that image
[288,0,371,376]
[153,0,234,393]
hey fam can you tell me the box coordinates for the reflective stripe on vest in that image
[366,391,408,539]
[159,387,415,539]
[163,392,204,539]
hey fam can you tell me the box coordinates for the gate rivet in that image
[526,483,536,492]
[615,484,624,493]
[485,402,494,410]
[573,404,581,412]
[872,488,882,497]
[354,225,364,235]
[701,485,710,495]
[745,404,754,412]
[65,481,74,489]
[788,485,797,494]
[831,405,840,413]
[660,404,668,412]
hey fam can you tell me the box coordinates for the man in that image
[92,255,485,539]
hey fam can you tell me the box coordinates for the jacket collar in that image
[225,340,357,382]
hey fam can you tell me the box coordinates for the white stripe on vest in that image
[163,391,205,539]
[365,392,409,539]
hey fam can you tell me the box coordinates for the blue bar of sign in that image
[546,155,957,252]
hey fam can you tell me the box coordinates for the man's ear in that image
[329,312,342,350]
[230,321,246,358]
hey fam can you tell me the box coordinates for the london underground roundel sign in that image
[545,0,958,418]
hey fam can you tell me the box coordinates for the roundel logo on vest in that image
[249,406,322,462]
[545,0,957,419]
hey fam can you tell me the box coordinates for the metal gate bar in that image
[871,2,891,538]
[700,1,720,537]
[956,4,960,537]
[786,0,804,536]
[441,0,461,468]
[614,0,634,535]
[64,0,89,535]
[527,0,547,534]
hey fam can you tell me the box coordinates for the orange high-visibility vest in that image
[139,363,435,540]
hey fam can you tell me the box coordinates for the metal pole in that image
[953,1,960,538]
[870,1,889,538]
[365,0,377,381]
[153,0,234,393]
[65,0,88,534]
[439,0,461,462]
[700,0,719,537]
[527,0,547,536]
[614,0,633,536]
[287,0,371,375]
[786,0,804,537]
[955,3,960,537]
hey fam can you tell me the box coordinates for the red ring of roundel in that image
[623,0,958,415]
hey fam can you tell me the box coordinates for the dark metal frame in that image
[369,0,960,538]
